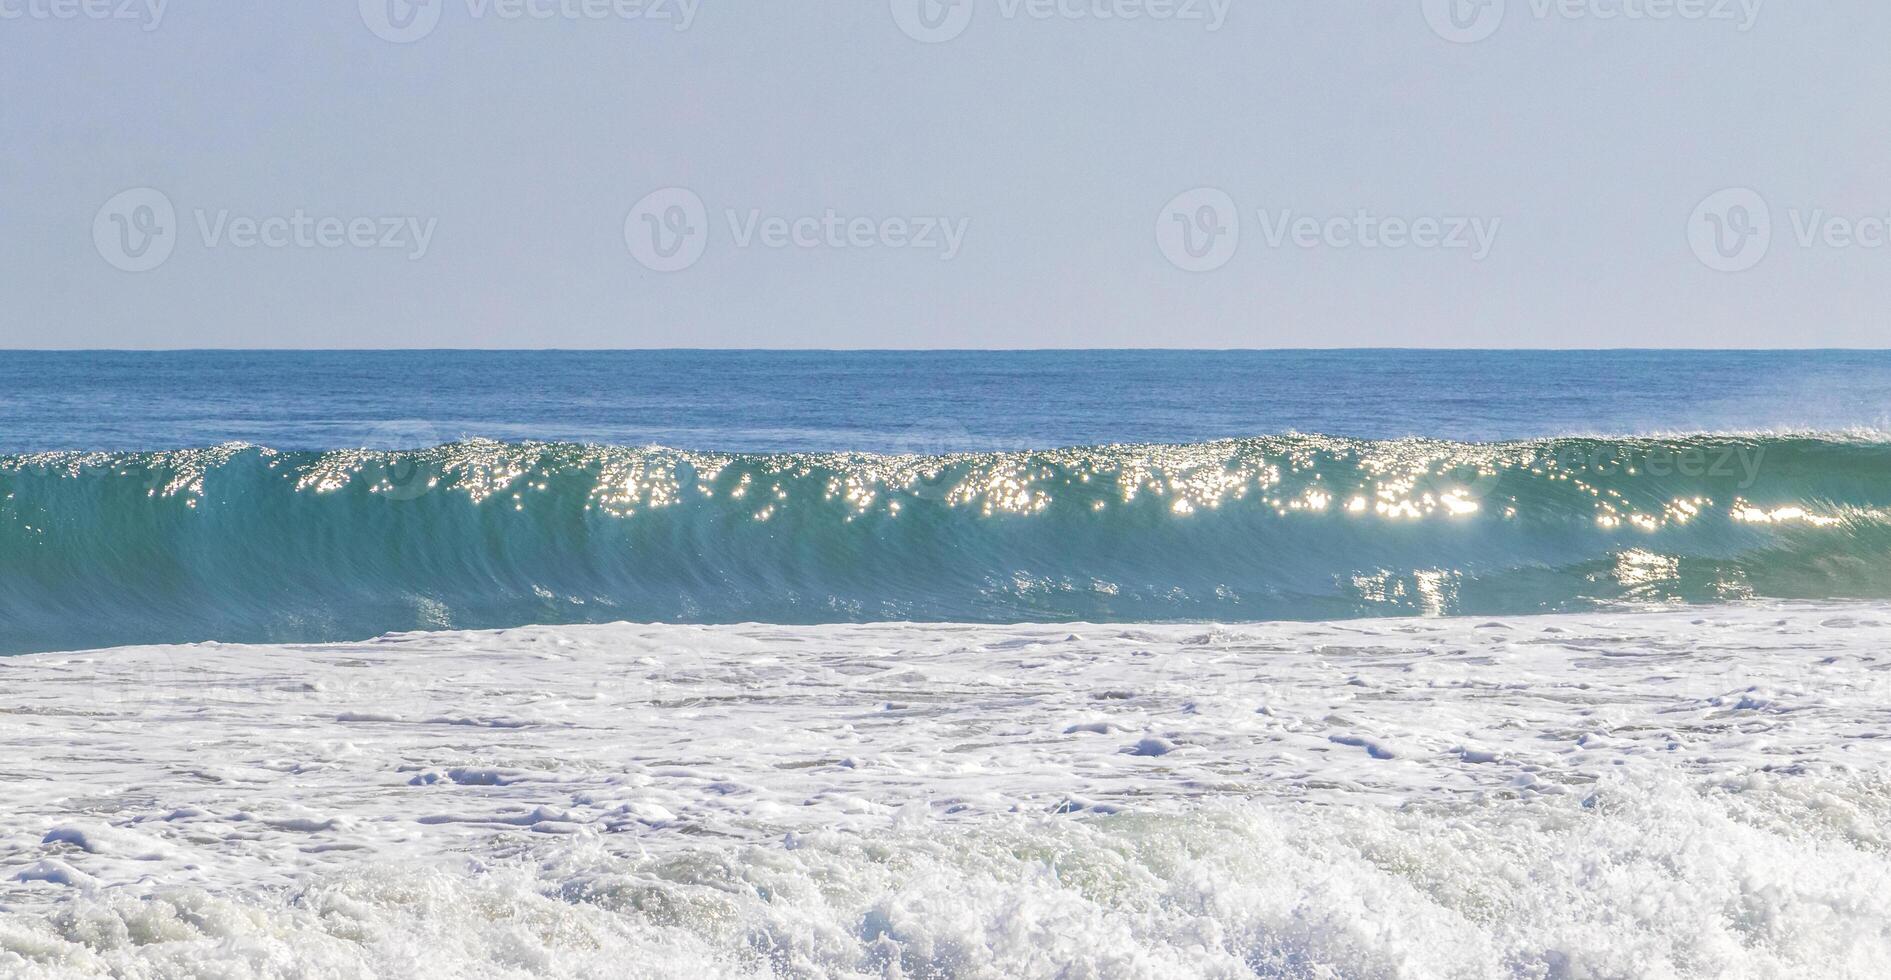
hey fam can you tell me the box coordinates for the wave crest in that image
[6,435,1891,652]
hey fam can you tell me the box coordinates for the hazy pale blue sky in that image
[2,1,1887,348]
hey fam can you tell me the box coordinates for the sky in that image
[2,0,1887,349]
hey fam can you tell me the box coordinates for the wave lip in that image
[6,434,1891,653]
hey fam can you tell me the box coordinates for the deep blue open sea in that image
[7,350,1891,453]
[8,349,1891,653]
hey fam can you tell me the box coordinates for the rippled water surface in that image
[8,349,1891,452]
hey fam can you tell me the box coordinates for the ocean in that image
[6,350,1891,653]
[9,349,1891,453]
[6,350,1891,978]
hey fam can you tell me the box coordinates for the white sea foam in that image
[4,606,1891,977]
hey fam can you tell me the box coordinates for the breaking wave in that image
[6,434,1891,652]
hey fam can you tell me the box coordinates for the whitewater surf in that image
[4,608,1889,977]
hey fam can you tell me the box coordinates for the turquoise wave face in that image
[5,435,1891,653]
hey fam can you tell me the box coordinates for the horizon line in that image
[9,347,1891,355]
